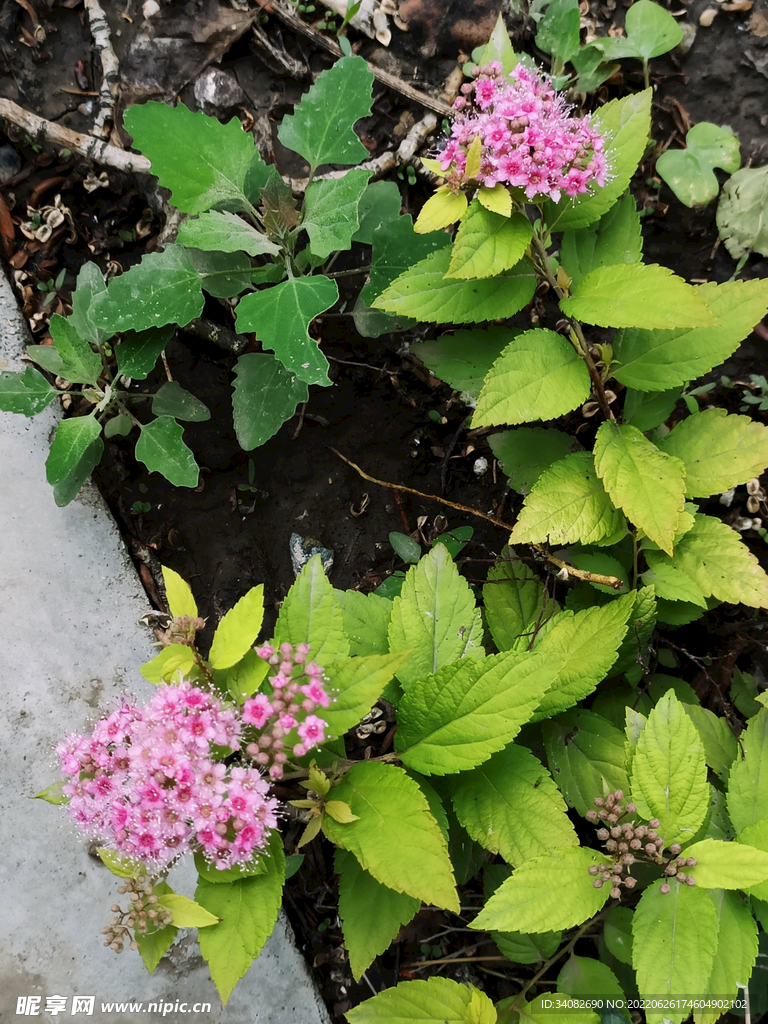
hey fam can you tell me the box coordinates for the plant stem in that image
[324,265,372,279]
[516,917,598,1005]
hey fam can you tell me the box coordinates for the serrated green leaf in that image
[48,314,102,384]
[483,547,560,653]
[519,994,599,1024]
[139,643,196,683]
[645,513,768,609]
[157,893,219,928]
[568,549,629,595]
[414,187,469,233]
[387,544,483,691]
[716,164,768,259]
[593,422,686,555]
[510,451,625,547]
[603,906,633,966]
[68,261,108,346]
[373,246,536,324]
[135,921,177,974]
[623,386,683,431]
[641,562,706,606]
[176,211,280,256]
[632,880,718,1024]
[326,800,359,823]
[322,652,409,737]
[557,956,627,1020]
[187,248,253,298]
[322,762,458,911]
[396,650,558,775]
[352,180,402,244]
[362,216,447,307]
[492,929,561,965]
[301,170,372,259]
[235,276,337,386]
[727,708,768,834]
[231,352,309,451]
[594,0,682,61]
[208,585,264,670]
[195,831,285,1004]
[683,838,768,889]
[657,408,768,498]
[216,648,270,704]
[472,846,611,933]
[694,890,758,1024]
[682,703,737,782]
[334,589,392,657]
[0,366,58,416]
[630,690,709,844]
[477,13,517,74]
[416,327,512,400]
[543,709,630,816]
[472,328,591,427]
[546,90,652,230]
[560,263,716,330]
[273,552,349,666]
[345,976,493,1024]
[532,596,634,719]
[613,278,768,391]
[477,184,513,216]
[335,849,420,981]
[45,416,102,486]
[124,102,260,215]
[446,203,532,280]
[91,245,203,334]
[152,381,210,422]
[135,416,199,488]
[490,427,574,495]
[193,851,268,884]
[277,56,373,173]
[657,123,741,209]
[451,743,577,866]
[161,565,198,617]
[115,325,174,380]
[560,194,642,289]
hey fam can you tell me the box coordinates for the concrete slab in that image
[0,270,330,1024]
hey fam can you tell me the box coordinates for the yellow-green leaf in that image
[414,187,468,233]
[208,585,264,670]
[465,135,483,180]
[161,565,198,618]
[139,643,196,683]
[477,184,513,216]
[157,893,220,929]
[445,204,532,280]
[325,800,360,823]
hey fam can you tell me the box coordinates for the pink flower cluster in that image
[58,681,278,871]
[243,642,330,781]
[440,62,607,202]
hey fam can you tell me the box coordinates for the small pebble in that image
[0,144,21,184]
[699,8,718,25]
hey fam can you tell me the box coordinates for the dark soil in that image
[3,0,768,1019]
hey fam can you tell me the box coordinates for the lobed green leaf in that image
[135,416,199,488]
[0,366,58,416]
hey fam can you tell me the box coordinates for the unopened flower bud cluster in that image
[586,790,696,898]
[243,642,330,781]
[101,875,173,953]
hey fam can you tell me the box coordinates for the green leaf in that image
[560,194,642,289]
[322,652,409,737]
[727,708,768,834]
[416,327,512,401]
[630,690,709,844]
[135,922,177,973]
[492,929,561,966]
[216,648,270,704]
[716,164,768,258]
[277,56,373,173]
[135,416,199,488]
[0,366,58,416]
[657,408,768,498]
[176,211,280,256]
[543,709,630,817]
[593,422,686,555]
[124,102,261,215]
[472,846,611,933]
[446,203,532,280]
[568,549,629,595]
[25,345,66,376]
[387,544,483,691]
[334,589,392,657]
[45,416,102,486]
[476,13,517,75]
[683,838,768,889]
[510,451,625,547]
[68,261,108,347]
[301,170,372,258]
[557,957,627,1018]
[656,123,741,208]
[156,893,220,928]
[537,0,580,65]
[641,561,706,607]
[395,650,558,775]
[645,512,768,609]
[694,890,758,1024]
[362,216,447,307]
[91,246,203,333]
[603,906,633,966]
[632,880,718,1024]
[622,386,682,431]
[235,276,337,386]
[196,831,285,1004]
[194,851,268,884]
[321,762,458,911]
[414,188,469,234]
[571,44,620,93]
[546,90,652,231]
[115,325,174,380]
[681,703,737,782]
[373,246,536,324]
[352,180,402,244]
[335,849,420,981]
[345,976,495,1024]
[188,248,253,299]
[152,381,210,422]
[517,994,599,1024]
[472,328,591,428]
[161,565,198,617]
[560,263,716,330]
[609,584,657,678]
[273,552,350,666]
[613,278,768,391]
[594,0,682,61]
[32,780,68,805]
[208,585,264,670]
[139,643,196,683]
[451,743,578,866]
[532,596,634,720]
[48,314,102,384]
[231,352,309,451]
[483,547,560,654]
[489,428,574,495]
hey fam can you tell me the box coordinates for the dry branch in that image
[84,0,121,139]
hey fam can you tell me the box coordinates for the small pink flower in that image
[242,694,274,729]
[297,715,326,747]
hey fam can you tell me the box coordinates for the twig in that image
[0,98,150,173]
[84,0,121,140]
